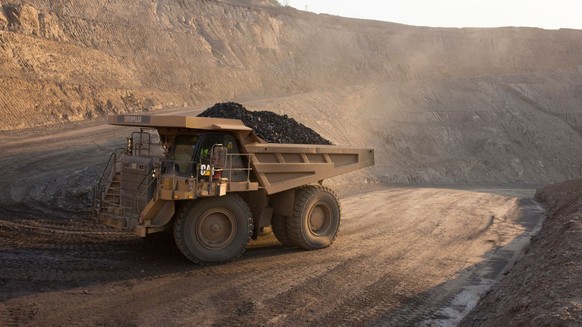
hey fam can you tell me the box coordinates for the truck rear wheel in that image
[271,214,293,246]
[287,185,341,250]
[173,195,253,264]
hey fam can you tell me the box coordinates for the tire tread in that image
[271,214,293,246]
[287,185,341,250]
[173,195,253,265]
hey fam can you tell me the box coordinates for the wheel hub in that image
[309,204,330,234]
[196,209,237,250]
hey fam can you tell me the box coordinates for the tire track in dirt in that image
[0,187,543,326]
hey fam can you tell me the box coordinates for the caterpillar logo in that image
[200,164,212,176]
[120,115,151,124]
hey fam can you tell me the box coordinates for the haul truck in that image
[94,115,374,264]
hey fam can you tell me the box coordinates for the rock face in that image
[198,102,332,145]
[1,3,66,39]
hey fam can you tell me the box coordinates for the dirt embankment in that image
[460,180,582,326]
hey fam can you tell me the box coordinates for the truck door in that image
[196,134,224,177]
[170,135,198,176]
[223,134,247,182]
[195,134,248,182]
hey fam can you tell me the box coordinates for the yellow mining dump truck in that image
[94,115,374,264]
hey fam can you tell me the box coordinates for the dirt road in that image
[0,185,543,326]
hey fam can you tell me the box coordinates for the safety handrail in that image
[224,153,254,182]
[92,147,125,217]
[157,152,254,183]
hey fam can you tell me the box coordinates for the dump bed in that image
[244,143,374,194]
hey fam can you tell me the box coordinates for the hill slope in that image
[0,0,581,184]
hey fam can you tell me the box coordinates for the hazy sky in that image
[284,0,582,30]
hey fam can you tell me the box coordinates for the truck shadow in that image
[0,214,301,302]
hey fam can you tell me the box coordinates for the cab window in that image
[171,135,198,176]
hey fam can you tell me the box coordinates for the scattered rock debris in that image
[198,102,332,145]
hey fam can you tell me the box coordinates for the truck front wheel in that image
[287,185,341,250]
[173,195,253,264]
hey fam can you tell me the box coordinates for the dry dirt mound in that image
[460,179,582,326]
[198,102,332,144]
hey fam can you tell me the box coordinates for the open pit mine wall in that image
[0,0,582,186]
[0,0,581,129]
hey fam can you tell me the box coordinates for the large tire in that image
[173,195,253,264]
[287,185,341,250]
[271,214,293,246]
